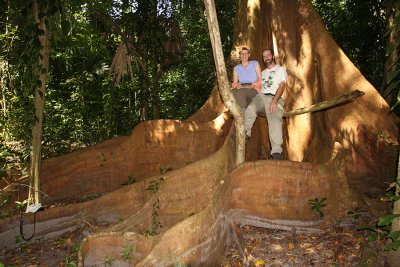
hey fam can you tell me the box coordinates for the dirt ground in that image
[0,210,390,267]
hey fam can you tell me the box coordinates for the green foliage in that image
[0,0,236,160]
[121,175,136,186]
[359,214,400,250]
[103,255,115,266]
[121,244,135,263]
[159,164,172,174]
[347,208,367,224]
[1,193,11,206]
[378,214,400,227]
[15,199,28,210]
[15,234,23,244]
[359,175,400,251]
[65,241,80,266]
[308,197,327,219]
[144,171,166,235]
[312,0,386,89]
[85,193,102,201]
[0,147,12,212]
[146,177,165,195]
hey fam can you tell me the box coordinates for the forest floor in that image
[0,209,390,267]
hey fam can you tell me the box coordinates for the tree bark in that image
[386,152,400,267]
[0,62,6,118]
[152,62,161,119]
[381,0,399,103]
[27,0,51,209]
[139,57,149,122]
[204,0,245,165]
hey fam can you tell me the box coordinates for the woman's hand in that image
[231,82,240,89]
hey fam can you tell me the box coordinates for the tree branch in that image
[283,89,365,117]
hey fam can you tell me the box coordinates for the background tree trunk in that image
[380,0,399,104]
[139,58,149,121]
[0,62,6,118]
[386,151,400,267]
[27,0,51,208]
[152,62,161,119]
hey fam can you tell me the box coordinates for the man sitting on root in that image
[244,48,287,160]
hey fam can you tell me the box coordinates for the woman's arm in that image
[231,69,240,89]
[252,62,262,92]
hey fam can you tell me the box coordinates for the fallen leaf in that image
[255,259,265,266]
[288,243,295,250]
[305,247,315,253]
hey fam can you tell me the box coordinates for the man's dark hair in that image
[263,48,274,56]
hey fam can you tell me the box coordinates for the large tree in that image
[0,0,398,266]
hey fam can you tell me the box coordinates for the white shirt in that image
[261,65,287,97]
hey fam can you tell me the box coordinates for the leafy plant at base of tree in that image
[359,213,400,250]
[121,175,136,186]
[359,177,400,251]
[308,197,327,219]
[65,241,80,266]
[103,255,115,266]
[143,165,168,236]
[144,180,164,236]
[159,164,173,174]
[15,199,28,211]
[121,244,135,263]
[347,208,367,224]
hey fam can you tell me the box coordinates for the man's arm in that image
[270,81,285,112]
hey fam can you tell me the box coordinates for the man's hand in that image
[252,80,262,93]
[270,99,278,113]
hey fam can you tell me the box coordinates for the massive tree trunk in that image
[0,0,398,266]
[27,0,51,209]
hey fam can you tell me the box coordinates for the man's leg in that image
[244,94,265,137]
[265,97,285,154]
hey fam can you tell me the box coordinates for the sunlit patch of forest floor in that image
[1,210,390,266]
